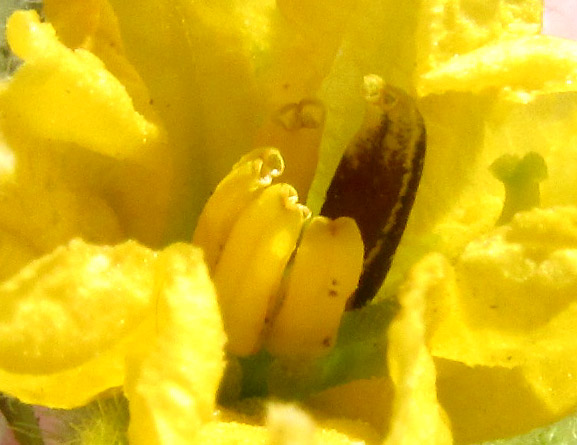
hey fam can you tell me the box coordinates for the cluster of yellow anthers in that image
[193,147,364,357]
[6,0,577,444]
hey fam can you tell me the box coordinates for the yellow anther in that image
[197,148,365,358]
[193,147,285,273]
[265,216,364,357]
[212,183,309,356]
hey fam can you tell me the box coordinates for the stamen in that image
[321,75,426,308]
[233,148,285,186]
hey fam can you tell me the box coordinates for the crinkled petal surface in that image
[0,240,225,418]
[384,255,452,445]
[0,134,125,279]
[4,0,577,444]
[420,35,577,96]
[3,10,157,159]
[420,207,577,442]
[42,0,154,112]
[0,8,175,247]
[126,244,226,445]
[387,46,577,299]
[416,0,542,77]
[0,239,157,407]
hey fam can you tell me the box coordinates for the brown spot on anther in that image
[328,289,338,298]
[322,337,332,347]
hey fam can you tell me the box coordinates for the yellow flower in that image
[1,0,577,444]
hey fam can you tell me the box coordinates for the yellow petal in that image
[386,84,577,298]
[42,0,102,48]
[436,360,559,444]
[429,207,577,367]
[0,239,157,407]
[366,5,577,299]
[126,244,226,445]
[521,356,577,420]
[1,8,178,245]
[384,254,452,445]
[420,36,577,96]
[43,0,155,115]
[306,378,394,435]
[104,0,263,230]
[3,10,157,160]
[0,239,223,414]
[0,239,155,375]
[0,229,37,281]
[422,207,577,440]
[416,0,542,77]
[195,403,376,445]
[0,141,123,273]
[195,420,268,445]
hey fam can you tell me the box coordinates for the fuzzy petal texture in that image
[3,1,577,444]
[126,244,226,445]
[0,9,174,247]
[384,255,452,445]
[0,239,157,408]
[416,207,577,442]
[0,240,225,415]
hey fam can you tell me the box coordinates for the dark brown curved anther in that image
[320,75,426,308]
